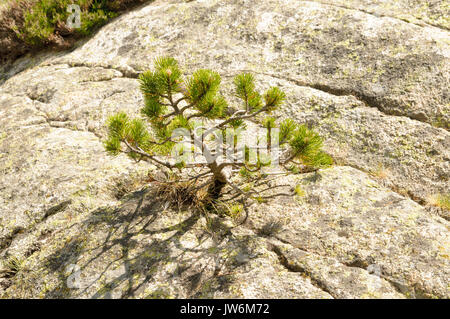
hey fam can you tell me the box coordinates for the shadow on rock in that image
[43,188,246,298]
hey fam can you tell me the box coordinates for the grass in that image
[0,0,150,64]
[427,193,450,211]
[370,163,391,180]
[153,178,213,213]
[152,177,249,223]
[2,256,24,277]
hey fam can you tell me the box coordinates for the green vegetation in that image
[20,0,116,46]
[2,256,24,276]
[0,0,148,63]
[429,193,450,211]
[104,56,332,212]
[294,184,305,197]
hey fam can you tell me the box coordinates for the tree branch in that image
[203,106,268,139]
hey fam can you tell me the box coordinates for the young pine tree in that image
[104,57,332,204]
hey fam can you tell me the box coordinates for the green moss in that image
[294,184,305,197]
[228,204,243,219]
[145,288,173,299]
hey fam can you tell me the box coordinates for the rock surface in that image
[0,0,449,298]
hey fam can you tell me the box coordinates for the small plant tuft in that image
[2,256,24,277]
[294,184,305,197]
[428,193,450,211]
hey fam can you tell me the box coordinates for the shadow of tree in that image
[42,187,250,298]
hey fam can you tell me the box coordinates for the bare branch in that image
[163,102,194,119]
[123,139,206,170]
[186,102,215,120]
[123,140,174,169]
[203,106,268,139]
[148,136,176,145]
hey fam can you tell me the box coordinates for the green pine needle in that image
[139,56,182,98]
[287,125,332,169]
[234,73,256,99]
[187,69,221,104]
[104,56,332,180]
[127,118,150,147]
[264,87,286,111]
[106,112,129,140]
[248,91,263,111]
[279,118,296,144]
[138,70,159,97]
[263,116,276,129]
[167,115,192,133]
[289,125,323,157]
[104,137,121,156]
[196,93,228,118]
[234,73,264,111]
[141,96,167,119]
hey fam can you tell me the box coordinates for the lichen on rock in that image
[0,0,449,299]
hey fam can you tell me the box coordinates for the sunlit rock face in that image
[0,0,448,298]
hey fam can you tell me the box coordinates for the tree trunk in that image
[208,178,227,199]
[207,162,231,199]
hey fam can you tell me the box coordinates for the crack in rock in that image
[234,70,445,130]
[340,259,415,298]
[270,242,411,299]
[42,62,140,79]
[302,0,450,31]
[269,244,338,298]
[0,199,72,256]
[43,200,72,219]
[24,89,128,140]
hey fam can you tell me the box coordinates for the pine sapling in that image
[104,56,332,211]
